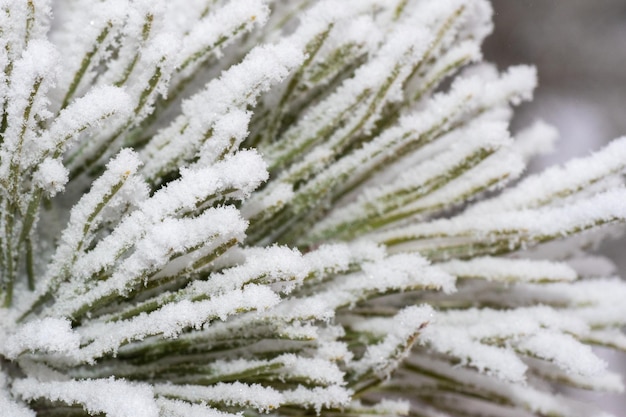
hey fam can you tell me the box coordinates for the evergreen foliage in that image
[1,1,625,416]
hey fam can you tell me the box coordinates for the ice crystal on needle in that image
[1,1,626,416]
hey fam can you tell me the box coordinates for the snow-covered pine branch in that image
[0,1,625,416]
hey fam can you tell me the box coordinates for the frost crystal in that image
[0,1,625,416]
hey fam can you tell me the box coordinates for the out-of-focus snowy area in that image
[484,2,626,414]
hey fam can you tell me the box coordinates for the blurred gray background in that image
[485,1,626,149]
[484,1,626,414]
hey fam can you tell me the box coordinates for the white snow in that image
[376,188,626,255]
[13,377,159,417]
[0,1,625,416]
[439,257,578,283]
[353,305,434,377]
[154,381,283,413]
[32,158,68,197]
[156,398,241,417]
[468,136,626,214]
[76,285,279,361]
[3,318,79,359]
[0,372,36,417]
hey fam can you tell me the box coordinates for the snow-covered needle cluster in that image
[1,0,626,416]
